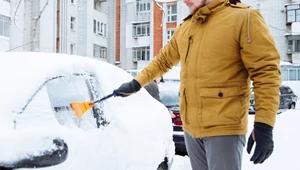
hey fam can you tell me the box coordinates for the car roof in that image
[0,52,132,112]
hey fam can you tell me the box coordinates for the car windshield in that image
[280,86,294,94]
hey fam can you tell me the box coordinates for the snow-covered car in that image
[0,52,175,170]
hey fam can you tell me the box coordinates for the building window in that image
[70,44,75,55]
[101,23,104,34]
[167,4,177,22]
[286,4,300,24]
[94,0,105,10]
[71,0,75,4]
[93,44,107,59]
[93,19,97,33]
[93,19,107,37]
[103,23,107,37]
[132,22,150,37]
[287,39,300,54]
[167,29,175,42]
[136,0,150,12]
[70,17,76,30]
[133,46,150,61]
[136,0,150,21]
[281,66,300,81]
[0,14,10,37]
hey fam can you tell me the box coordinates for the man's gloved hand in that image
[113,79,141,97]
[247,122,274,164]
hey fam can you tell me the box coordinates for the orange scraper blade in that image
[70,101,95,118]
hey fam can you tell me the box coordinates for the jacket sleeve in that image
[135,28,181,87]
[240,9,282,127]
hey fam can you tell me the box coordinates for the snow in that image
[0,52,300,169]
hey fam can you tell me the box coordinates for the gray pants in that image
[184,132,246,170]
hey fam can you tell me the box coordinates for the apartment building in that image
[0,0,10,52]
[108,0,189,70]
[281,0,300,80]
[285,0,300,63]
[1,0,298,78]
[253,0,287,62]
[2,0,108,62]
[57,0,108,59]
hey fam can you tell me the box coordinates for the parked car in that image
[249,85,298,114]
[159,80,187,155]
[0,52,175,170]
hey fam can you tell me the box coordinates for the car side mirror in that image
[0,138,68,169]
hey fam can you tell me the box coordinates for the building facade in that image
[107,0,189,70]
[0,0,10,52]
[1,0,299,80]
[110,0,293,70]
[56,0,108,60]
[282,0,300,80]
[1,0,108,62]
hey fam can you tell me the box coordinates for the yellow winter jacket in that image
[135,0,282,138]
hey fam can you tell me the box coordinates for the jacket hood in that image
[192,0,226,23]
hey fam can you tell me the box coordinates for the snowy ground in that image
[171,109,300,170]
[171,82,300,170]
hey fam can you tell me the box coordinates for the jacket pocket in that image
[179,88,188,124]
[199,86,245,127]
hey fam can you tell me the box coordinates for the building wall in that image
[107,0,117,64]
[0,0,10,52]
[255,0,288,61]
[153,2,163,57]
[120,0,127,68]
[5,0,107,58]
[39,0,56,52]
[9,0,26,51]
[91,8,108,58]
[9,0,56,52]
[124,0,153,70]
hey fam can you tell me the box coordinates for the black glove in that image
[113,79,141,97]
[247,122,274,164]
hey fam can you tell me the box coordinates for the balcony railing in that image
[135,12,150,21]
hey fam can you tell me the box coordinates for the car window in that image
[15,74,107,130]
[46,75,98,130]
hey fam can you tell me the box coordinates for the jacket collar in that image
[192,0,228,23]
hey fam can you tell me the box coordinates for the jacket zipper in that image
[185,36,193,63]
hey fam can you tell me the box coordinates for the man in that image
[113,0,282,169]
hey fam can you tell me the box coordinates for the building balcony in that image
[135,12,150,22]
